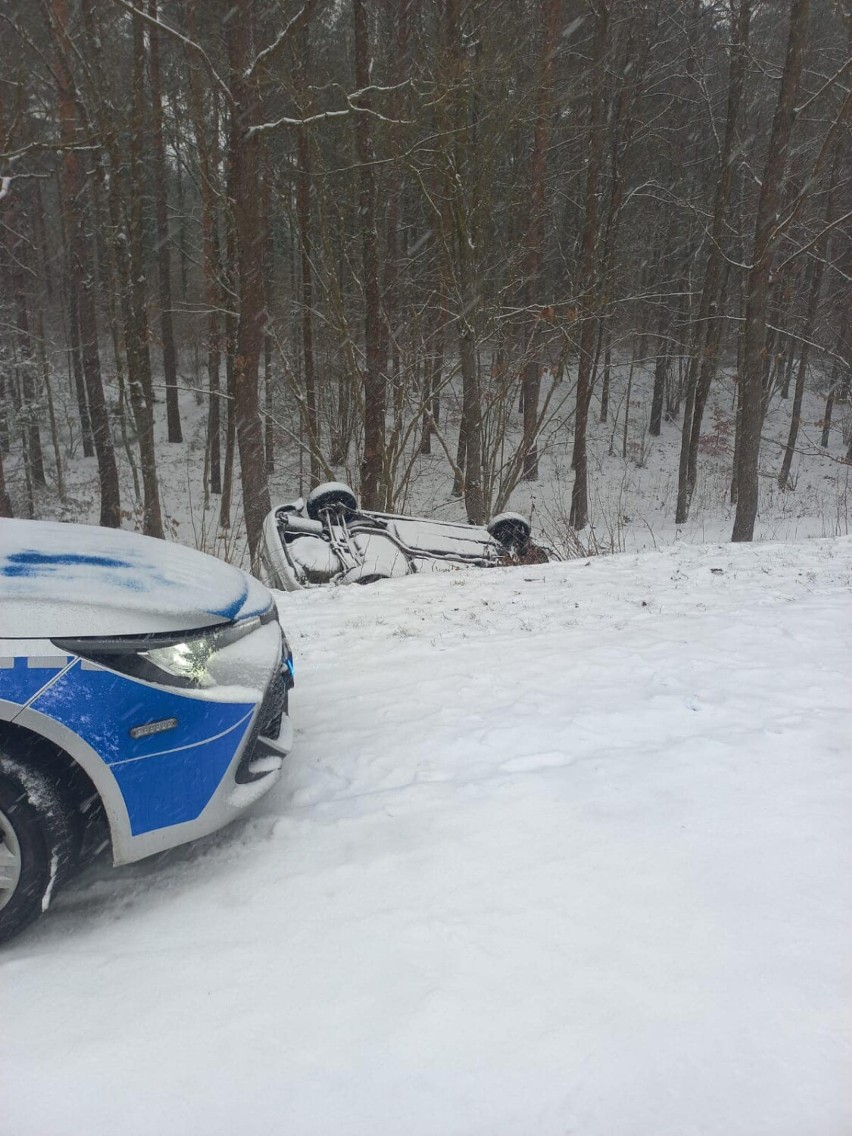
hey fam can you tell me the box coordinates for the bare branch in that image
[795,56,852,114]
[247,108,351,138]
[0,139,102,163]
[244,0,321,81]
[111,0,234,108]
[774,207,852,276]
[247,87,411,138]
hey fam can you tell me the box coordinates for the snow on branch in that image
[111,0,234,108]
[773,208,852,277]
[247,108,352,137]
[0,139,102,164]
[247,84,411,138]
[243,0,320,82]
[794,56,852,116]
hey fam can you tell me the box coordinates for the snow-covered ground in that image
[3,538,851,1136]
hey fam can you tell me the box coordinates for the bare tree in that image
[676,0,752,525]
[570,0,611,531]
[51,0,121,528]
[148,0,182,443]
[519,0,561,483]
[353,0,386,509]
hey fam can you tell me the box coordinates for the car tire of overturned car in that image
[0,756,77,945]
[305,482,358,521]
[487,513,532,553]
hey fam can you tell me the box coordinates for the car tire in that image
[487,512,532,552]
[305,482,358,521]
[0,756,78,945]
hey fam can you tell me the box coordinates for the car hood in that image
[0,519,273,638]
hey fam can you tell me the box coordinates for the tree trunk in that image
[52,0,121,527]
[186,9,222,494]
[838,305,852,402]
[0,369,8,454]
[732,0,810,542]
[168,88,191,304]
[296,25,322,486]
[353,0,386,509]
[0,444,12,516]
[421,307,445,455]
[35,305,65,501]
[821,310,849,447]
[570,1,610,530]
[262,151,274,475]
[148,0,182,443]
[66,280,94,458]
[780,342,796,399]
[443,0,484,522]
[4,205,46,489]
[778,149,838,487]
[458,320,484,523]
[676,0,751,525]
[452,412,466,498]
[380,0,410,502]
[649,307,668,436]
[220,193,238,530]
[599,341,611,424]
[129,9,164,537]
[227,0,275,561]
[520,0,560,481]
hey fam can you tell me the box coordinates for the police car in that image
[0,519,293,944]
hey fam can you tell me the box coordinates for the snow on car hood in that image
[0,519,273,638]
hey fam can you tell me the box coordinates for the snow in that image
[0,518,273,637]
[41,852,59,914]
[383,516,496,555]
[2,538,852,1135]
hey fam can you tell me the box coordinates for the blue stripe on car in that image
[0,655,70,705]
[1,550,131,575]
[109,714,254,833]
[209,578,250,620]
[1,659,255,836]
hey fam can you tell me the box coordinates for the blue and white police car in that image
[0,519,293,943]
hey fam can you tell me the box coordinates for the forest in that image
[1,0,850,565]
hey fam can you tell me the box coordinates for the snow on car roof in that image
[0,519,272,638]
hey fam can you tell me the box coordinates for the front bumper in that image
[109,625,295,863]
[114,700,293,864]
[11,619,295,866]
[235,663,292,784]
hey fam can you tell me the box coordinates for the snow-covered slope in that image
[3,540,852,1136]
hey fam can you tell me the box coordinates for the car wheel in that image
[305,482,358,521]
[487,512,532,552]
[0,757,77,945]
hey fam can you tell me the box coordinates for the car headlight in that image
[54,610,276,690]
[141,637,218,686]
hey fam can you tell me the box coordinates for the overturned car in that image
[259,482,549,591]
